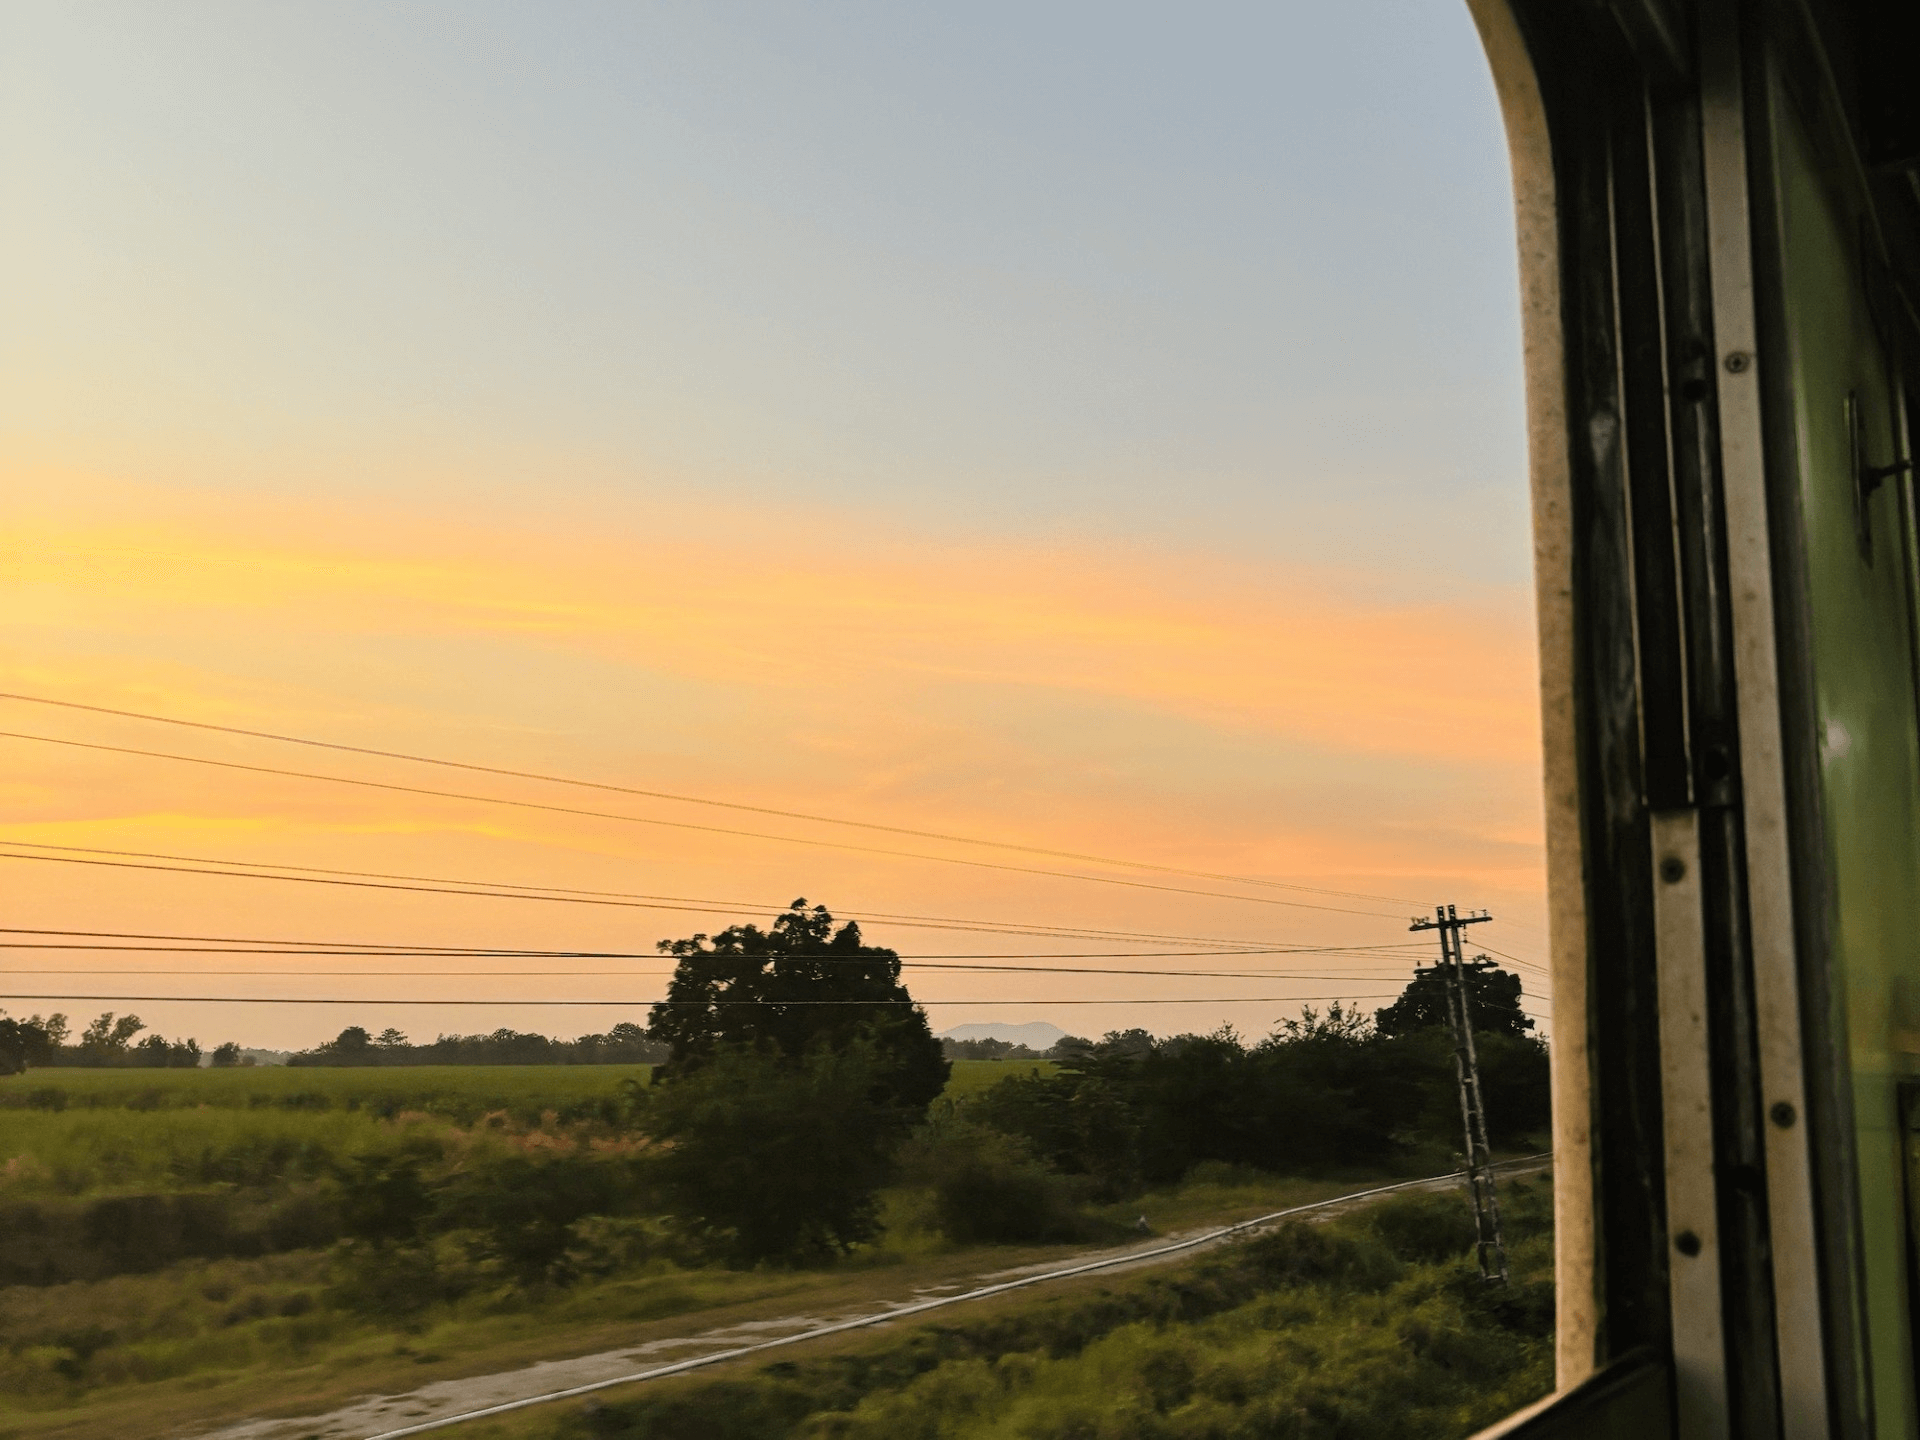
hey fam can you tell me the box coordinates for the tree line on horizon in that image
[0,1012,204,1072]
[0,1009,1078,1074]
[286,1022,669,1067]
[0,901,1547,1298]
[0,904,1535,1105]
[0,1013,675,1074]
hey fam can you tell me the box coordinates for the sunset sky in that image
[1,1,1546,1050]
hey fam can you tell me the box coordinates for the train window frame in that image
[1462,1,1920,1436]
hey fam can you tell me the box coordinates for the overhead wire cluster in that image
[0,690,1552,1025]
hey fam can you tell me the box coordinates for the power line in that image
[0,730,1407,919]
[0,925,1428,964]
[0,946,1421,964]
[0,947,1424,977]
[0,849,1167,946]
[0,971,1420,983]
[1471,940,1551,977]
[6,990,1546,1025]
[0,843,1420,952]
[0,935,1433,984]
[0,992,1407,1006]
[1481,912,1549,942]
[0,691,1423,907]
[1411,939,1551,980]
[0,918,1427,958]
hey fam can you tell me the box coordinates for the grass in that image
[0,1060,1040,1119]
[0,1247,821,1440]
[0,1063,1038,1200]
[0,1052,1036,1198]
[1087,1162,1408,1235]
[0,1210,1182,1440]
[0,1105,452,1196]
[0,1160,1422,1440]
[0,1064,656,1122]
[941,1059,1053,1099]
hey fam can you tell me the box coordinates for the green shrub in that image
[337,1143,444,1245]
[326,1237,473,1318]
[933,1149,1082,1245]
[1179,1160,1266,1188]
[447,1153,647,1285]
[1363,1190,1481,1264]
[0,1185,342,1285]
[642,1041,910,1266]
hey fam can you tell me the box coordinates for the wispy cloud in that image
[9,471,1539,768]
[2,469,1546,1044]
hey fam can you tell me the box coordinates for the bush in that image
[337,1148,439,1246]
[903,1119,1087,1245]
[327,1237,472,1317]
[643,1040,909,1266]
[446,1152,644,1285]
[1232,1220,1403,1294]
[0,1187,344,1285]
[326,1139,650,1289]
[962,1000,1551,1194]
[1363,1190,1481,1264]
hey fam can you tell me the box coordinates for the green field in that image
[0,1058,1046,1113]
[939,1057,1052,1098]
[0,1062,656,1118]
[0,1061,1050,1201]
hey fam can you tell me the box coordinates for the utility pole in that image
[1409,903,1508,1284]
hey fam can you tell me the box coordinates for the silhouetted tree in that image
[637,903,947,1261]
[42,1012,198,1068]
[77,1012,145,1062]
[642,1038,907,1263]
[969,992,1551,1193]
[131,1033,201,1068]
[1374,957,1534,1040]
[0,1016,55,1075]
[288,1021,666,1066]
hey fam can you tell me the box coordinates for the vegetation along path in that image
[195,1158,1549,1440]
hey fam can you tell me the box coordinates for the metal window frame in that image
[1460,0,1920,1434]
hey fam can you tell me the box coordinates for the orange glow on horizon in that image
[3,464,1549,1047]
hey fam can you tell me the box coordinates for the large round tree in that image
[642,901,949,1262]
[647,900,949,1112]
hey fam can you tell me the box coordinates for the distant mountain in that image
[938,1021,1068,1050]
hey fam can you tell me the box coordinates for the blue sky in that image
[5,1,1525,572]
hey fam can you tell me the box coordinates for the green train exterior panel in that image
[1773,81,1920,1436]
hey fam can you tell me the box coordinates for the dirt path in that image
[195,1161,1546,1440]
